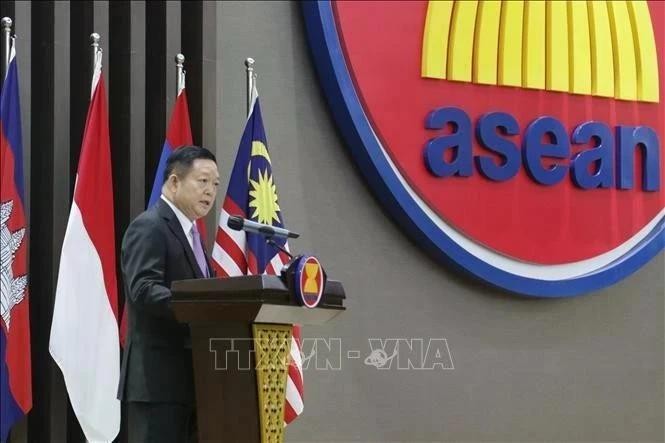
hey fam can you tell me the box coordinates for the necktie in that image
[190,224,209,278]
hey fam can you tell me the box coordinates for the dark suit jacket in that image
[118,198,213,404]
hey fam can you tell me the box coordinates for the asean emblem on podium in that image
[284,255,325,309]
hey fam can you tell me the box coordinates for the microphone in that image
[227,215,300,239]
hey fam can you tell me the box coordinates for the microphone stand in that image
[264,235,299,284]
[265,236,294,259]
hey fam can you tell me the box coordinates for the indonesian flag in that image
[49,49,120,442]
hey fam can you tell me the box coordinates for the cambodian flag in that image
[0,40,33,442]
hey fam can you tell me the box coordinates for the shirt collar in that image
[161,194,194,238]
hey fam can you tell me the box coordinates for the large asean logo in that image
[302,0,664,297]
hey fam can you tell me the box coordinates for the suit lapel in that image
[156,199,204,279]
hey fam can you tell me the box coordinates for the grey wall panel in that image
[28,5,54,441]
[68,1,93,189]
[15,1,30,222]
[143,0,180,193]
[52,0,69,252]
[144,1,166,203]
[201,0,221,243]
[51,2,76,441]
[28,3,68,441]
[128,1,146,219]
[108,0,133,274]
[165,0,180,127]
[93,0,113,57]
[107,16,133,442]
[181,0,201,146]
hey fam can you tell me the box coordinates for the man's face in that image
[170,159,220,220]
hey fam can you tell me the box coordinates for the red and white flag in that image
[284,324,304,425]
[212,88,304,425]
[49,49,120,442]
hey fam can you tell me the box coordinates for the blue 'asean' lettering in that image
[423,107,661,191]
[523,117,570,186]
[616,126,660,191]
[571,122,614,189]
[424,107,472,177]
[475,112,521,181]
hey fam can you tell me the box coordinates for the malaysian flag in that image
[211,87,303,425]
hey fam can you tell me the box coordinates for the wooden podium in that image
[171,275,345,443]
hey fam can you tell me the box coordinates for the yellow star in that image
[248,169,281,225]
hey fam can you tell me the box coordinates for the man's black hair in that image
[163,145,217,183]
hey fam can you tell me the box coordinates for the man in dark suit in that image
[118,146,219,442]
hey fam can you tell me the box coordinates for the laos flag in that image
[147,79,193,207]
[0,41,32,442]
[120,74,194,346]
[146,73,205,238]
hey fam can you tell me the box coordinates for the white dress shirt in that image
[160,194,194,250]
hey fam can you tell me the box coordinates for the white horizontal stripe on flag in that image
[285,377,304,414]
[212,242,244,277]
[269,253,287,275]
[219,209,247,250]
[49,202,120,442]
[289,336,302,369]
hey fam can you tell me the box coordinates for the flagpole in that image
[90,32,100,73]
[175,53,185,96]
[1,17,11,80]
[245,57,255,116]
